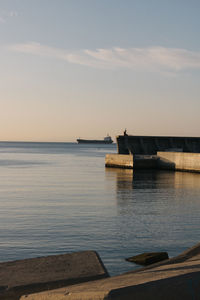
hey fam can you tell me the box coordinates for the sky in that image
[1,0,200,142]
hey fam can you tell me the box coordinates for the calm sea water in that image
[0,142,200,276]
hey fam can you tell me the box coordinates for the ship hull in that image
[77,139,113,144]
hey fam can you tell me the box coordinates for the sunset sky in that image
[1,0,200,142]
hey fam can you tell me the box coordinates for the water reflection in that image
[105,168,200,190]
[105,168,200,216]
[105,168,200,265]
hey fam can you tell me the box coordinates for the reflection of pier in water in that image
[105,168,200,215]
[105,168,200,263]
[105,168,200,190]
[105,168,176,190]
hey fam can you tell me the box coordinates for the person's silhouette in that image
[124,129,128,136]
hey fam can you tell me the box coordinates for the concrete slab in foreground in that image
[0,250,108,300]
[22,242,200,300]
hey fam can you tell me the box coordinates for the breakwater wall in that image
[105,135,200,172]
[105,154,158,169]
[117,135,200,155]
[105,152,200,172]
[158,151,200,172]
[105,154,134,169]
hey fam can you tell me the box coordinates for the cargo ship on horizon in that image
[77,135,113,144]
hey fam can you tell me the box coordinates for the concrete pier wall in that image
[117,135,200,155]
[106,134,200,172]
[106,152,200,173]
[105,154,133,169]
[158,151,200,172]
[105,154,160,170]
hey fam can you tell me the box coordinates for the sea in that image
[0,142,200,276]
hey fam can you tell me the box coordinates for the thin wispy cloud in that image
[9,42,200,73]
[0,10,18,23]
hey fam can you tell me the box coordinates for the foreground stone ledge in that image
[0,250,108,300]
[22,242,200,300]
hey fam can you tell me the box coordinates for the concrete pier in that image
[105,154,133,169]
[106,152,200,173]
[0,251,108,300]
[117,135,200,155]
[106,134,200,172]
[20,242,200,299]
[158,151,200,172]
[105,154,160,170]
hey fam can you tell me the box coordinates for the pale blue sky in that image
[1,0,200,141]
